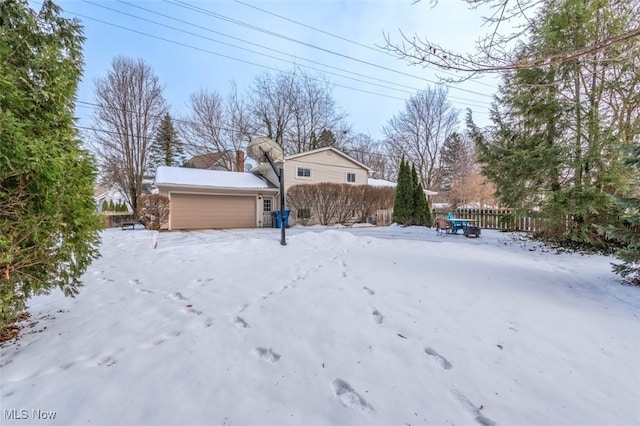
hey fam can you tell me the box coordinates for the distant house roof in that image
[186,152,228,169]
[367,178,396,187]
[367,178,438,195]
[285,147,371,171]
[156,166,275,190]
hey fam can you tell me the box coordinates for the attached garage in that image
[170,193,256,230]
[155,166,278,231]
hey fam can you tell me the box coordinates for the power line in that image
[76,101,470,164]
[83,0,417,98]
[164,0,493,99]
[61,4,492,112]
[91,0,492,108]
[231,0,498,90]
[61,7,413,102]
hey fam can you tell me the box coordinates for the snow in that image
[155,166,274,189]
[2,226,639,425]
[367,178,438,195]
[367,178,396,187]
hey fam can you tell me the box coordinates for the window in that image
[346,172,356,183]
[296,167,312,179]
[263,198,272,212]
[297,208,311,219]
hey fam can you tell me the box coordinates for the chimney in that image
[236,150,245,172]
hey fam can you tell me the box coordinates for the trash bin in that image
[274,210,290,228]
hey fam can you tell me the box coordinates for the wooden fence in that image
[375,208,542,231]
[433,208,541,232]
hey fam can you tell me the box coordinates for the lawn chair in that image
[435,217,451,236]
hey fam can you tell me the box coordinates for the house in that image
[185,150,245,172]
[155,166,278,230]
[94,185,131,213]
[368,177,438,197]
[252,146,370,192]
[155,146,437,230]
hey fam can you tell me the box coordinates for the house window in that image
[346,172,356,183]
[263,198,272,212]
[296,167,312,179]
[297,208,311,219]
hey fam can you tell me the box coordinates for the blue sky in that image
[33,0,498,139]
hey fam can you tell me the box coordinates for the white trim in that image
[296,166,312,180]
[285,147,370,171]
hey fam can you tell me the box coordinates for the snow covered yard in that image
[1,226,639,426]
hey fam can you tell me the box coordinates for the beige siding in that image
[170,193,256,230]
[284,150,368,193]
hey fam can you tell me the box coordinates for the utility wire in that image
[115,0,489,108]
[94,0,492,108]
[60,8,413,102]
[77,101,427,163]
[164,0,493,99]
[232,0,498,90]
[62,5,492,111]
[84,0,417,98]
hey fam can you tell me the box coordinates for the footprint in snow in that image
[372,309,384,325]
[332,379,374,412]
[183,305,202,315]
[232,316,249,328]
[450,388,496,426]
[166,291,187,301]
[362,287,375,295]
[252,347,281,363]
[128,279,141,285]
[424,347,453,370]
[96,355,118,367]
[135,289,153,294]
[141,331,182,349]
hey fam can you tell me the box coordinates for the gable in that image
[285,147,370,171]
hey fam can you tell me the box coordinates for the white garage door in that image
[171,193,256,230]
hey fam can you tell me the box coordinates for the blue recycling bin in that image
[274,210,290,228]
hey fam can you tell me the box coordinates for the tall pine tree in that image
[393,158,412,225]
[149,113,183,174]
[412,164,433,227]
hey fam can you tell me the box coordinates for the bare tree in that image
[342,133,393,179]
[248,70,299,151]
[288,70,348,153]
[180,83,257,171]
[383,0,640,78]
[383,87,458,191]
[92,56,167,215]
[248,68,349,155]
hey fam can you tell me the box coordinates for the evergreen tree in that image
[393,158,413,225]
[0,0,101,334]
[149,113,183,174]
[412,164,433,227]
[598,146,640,285]
[472,0,638,249]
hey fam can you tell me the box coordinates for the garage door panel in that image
[171,194,256,229]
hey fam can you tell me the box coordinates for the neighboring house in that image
[94,185,132,213]
[368,177,438,197]
[185,150,245,172]
[155,166,278,230]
